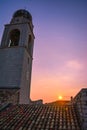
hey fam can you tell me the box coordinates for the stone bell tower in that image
[0,9,35,104]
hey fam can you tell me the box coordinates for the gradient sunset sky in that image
[0,0,87,103]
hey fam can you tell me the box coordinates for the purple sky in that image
[0,0,87,103]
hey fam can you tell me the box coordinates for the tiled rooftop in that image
[0,102,81,130]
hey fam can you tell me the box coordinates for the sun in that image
[58,96,63,100]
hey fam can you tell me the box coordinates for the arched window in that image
[9,29,20,46]
[28,34,31,43]
[28,35,32,55]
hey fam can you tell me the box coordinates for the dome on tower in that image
[13,9,32,21]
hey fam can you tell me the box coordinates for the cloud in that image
[66,60,83,70]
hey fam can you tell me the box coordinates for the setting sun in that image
[58,96,63,100]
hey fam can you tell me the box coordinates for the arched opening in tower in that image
[9,29,20,47]
[28,34,32,55]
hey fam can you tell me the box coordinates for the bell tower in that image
[0,9,35,104]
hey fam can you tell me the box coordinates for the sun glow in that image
[58,96,63,100]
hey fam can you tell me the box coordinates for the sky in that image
[0,0,87,103]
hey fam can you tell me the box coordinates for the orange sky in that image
[0,0,87,103]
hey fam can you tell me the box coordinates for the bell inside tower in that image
[9,29,20,47]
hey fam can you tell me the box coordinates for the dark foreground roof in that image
[0,102,81,130]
